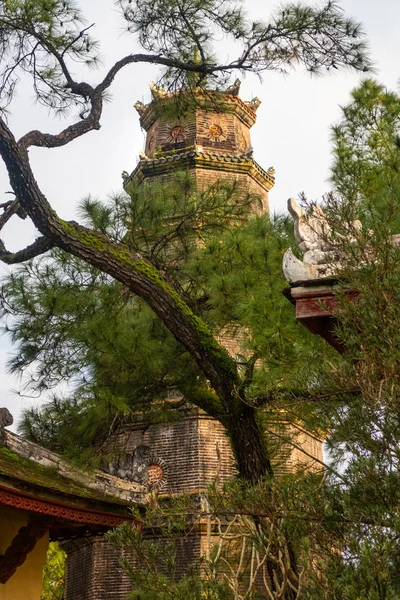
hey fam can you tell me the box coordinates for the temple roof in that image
[0,427,146,537]
[0,446,134,507]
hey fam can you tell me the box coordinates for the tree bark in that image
[227,404,273,484]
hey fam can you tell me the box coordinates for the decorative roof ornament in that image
[121,171,129,181]
[134,101,146,116]
[0,407,13,428]
[0,407,13,444]
[150,81,169,99]
[246,97,261,112]
[225,78,241,96]
[267,166,275,177]
[282,198,362,284]
[283,198,400,285]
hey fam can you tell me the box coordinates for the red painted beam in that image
[284,284,358,353]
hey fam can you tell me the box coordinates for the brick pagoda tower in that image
[63,82,323,599]
[115,81,278,494]
[124,80,274,213]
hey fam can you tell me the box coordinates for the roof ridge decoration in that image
[0,407,12,444]
[2,426,146,503]
[283,198,400,285]
[283,198,360,284]
[0,485,131,527]
[134,82,261,131]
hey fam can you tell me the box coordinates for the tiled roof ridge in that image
[127,148,274,184]
[145,147,250,163]
[3,429,146,503]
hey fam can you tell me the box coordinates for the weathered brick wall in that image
[140,532,203,580]
[63,537,133,600]
[145,113,198,155]
[195,105,251,154]
[108,409,322,492]
[199,528,272,594]
[130,158,271,216]
[285,424,323,473]
[110,409,236,494]
[194,166,269,214]
[135,92,272,214]
[215,326,247,359]
[143,97,254,158]
[64,531,205,599]
[267,420,324,476]
[197,415,237,487]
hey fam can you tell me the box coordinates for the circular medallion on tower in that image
[147,464,164,487]
[207,123,226,142]
[169,125,186,143]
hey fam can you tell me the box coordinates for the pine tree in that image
[0,0,371,483]
[0,5,378,597]
[2,175,327,468]
[41,543,65,600]
[2,174,332,599]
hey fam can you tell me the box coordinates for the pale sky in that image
[0,0,399,427]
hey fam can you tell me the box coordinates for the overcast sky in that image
[0,0,399,427]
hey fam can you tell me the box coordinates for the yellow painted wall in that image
[0,505,49,600]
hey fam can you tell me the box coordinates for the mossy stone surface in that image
[0,446,131,509]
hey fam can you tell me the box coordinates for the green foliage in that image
[0,0,99,112]
[330,79,400,232]
[41,542,66,600]
[2,173,324,465]
[0,0,371,114]
[118,0,371,84]
[108,518,232,600]
[298,80,400,598]
[0,3,384,597]
[107,475,331,599]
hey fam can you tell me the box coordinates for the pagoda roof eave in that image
[0,480,136,530]
[138,91,258,131]
[124,149,274,192]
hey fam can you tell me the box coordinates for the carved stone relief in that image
[108,445,167,490]
[282,198,400,284]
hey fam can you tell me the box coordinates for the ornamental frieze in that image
[0,485,132,527]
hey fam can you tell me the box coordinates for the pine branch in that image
[0,236,54,264]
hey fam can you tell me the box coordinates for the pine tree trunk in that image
[227,404,273,483]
